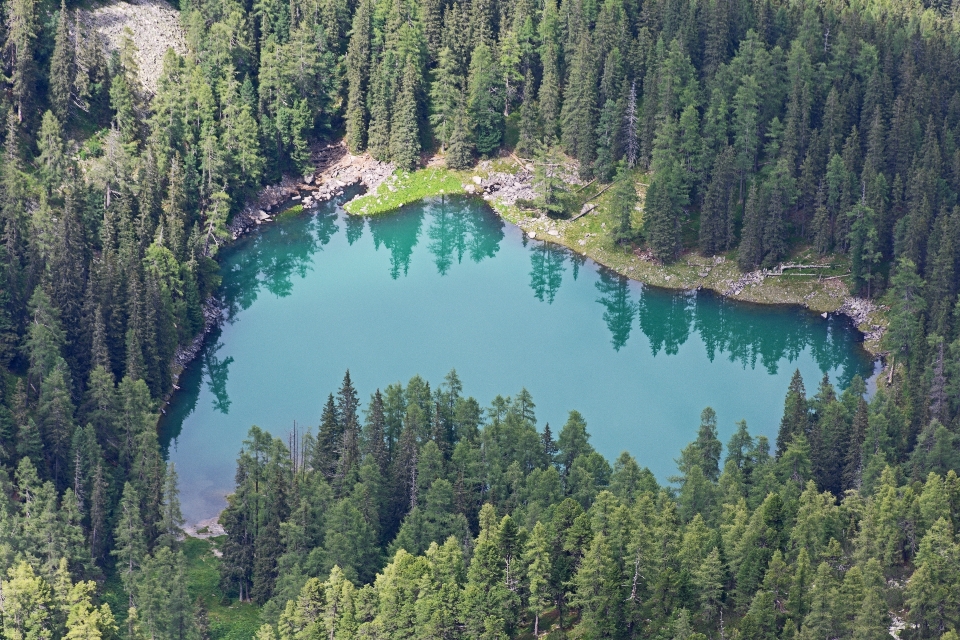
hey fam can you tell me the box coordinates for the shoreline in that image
[346,157,888,358]
[166,149,886,530]
[167,150,886,411]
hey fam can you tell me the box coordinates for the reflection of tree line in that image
[220,206,339,320]
[367,197,504,278]
[190,196,507,422]
[176,195,870,432]
[157,328,234,451]
[531,242,871,385]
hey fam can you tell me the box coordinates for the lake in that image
[159,192,876,523]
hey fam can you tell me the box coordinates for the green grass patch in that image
[101,538,264,640]
[278,204,304,217]
[344,168,466,215]
[182,537,262,640]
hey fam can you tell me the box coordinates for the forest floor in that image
[181,537,261,640]
[102,537,259,640]
[343,155,888,356]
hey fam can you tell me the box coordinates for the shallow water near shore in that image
[160,192,876,523]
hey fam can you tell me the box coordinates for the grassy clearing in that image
[344,168,467,215]
[182,537,262,640]
[102,538,261,640]
[98,538,258,640]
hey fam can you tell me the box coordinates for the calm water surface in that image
[160,193,875,522]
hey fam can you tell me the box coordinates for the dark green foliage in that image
[610,167,639,244]
[699,146,737,255]
[4,0,960,632]
[467,43,502,158]
[390,62,422,171]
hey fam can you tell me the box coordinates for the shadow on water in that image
[519,238,871,387]
[159,191,875,455]
[595,271,634,351]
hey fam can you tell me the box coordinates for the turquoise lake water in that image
[159,193,876,522]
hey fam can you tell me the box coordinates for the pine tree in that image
[569,532,622,638]
[468,43,503,157]
[848,204,883,297]
[732,75,760,189]
[852,559,889,640]
[906,518,960,636]
[390,62,421,171]
[49,0,74,123]
[344,0,372,152]
[1,563,54,640]
[525,521,553,636]
[112,482,146,606]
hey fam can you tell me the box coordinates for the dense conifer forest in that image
[3,0,960,632]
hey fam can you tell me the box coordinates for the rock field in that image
[81,0,187,93]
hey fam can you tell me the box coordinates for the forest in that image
[2,0,960,631]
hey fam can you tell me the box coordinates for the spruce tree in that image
[516,69,539,157]
[49,0,74,124]
[738,183,764,270]
[112,482,146,606]
[38,363,76,488]
[429,47,462,151]
[468,43,503,157]
[315,394,342,481]
[344,0,372,152]
[390,62,421,171]
[4,0,39,126]
[699,146,737,255]
[446,100,474,169]
[560,32,598,178]
[776,370,808,457]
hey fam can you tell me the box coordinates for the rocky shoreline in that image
[165,143,395,411]
[228,142,394,238]
[166,147,886,420]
